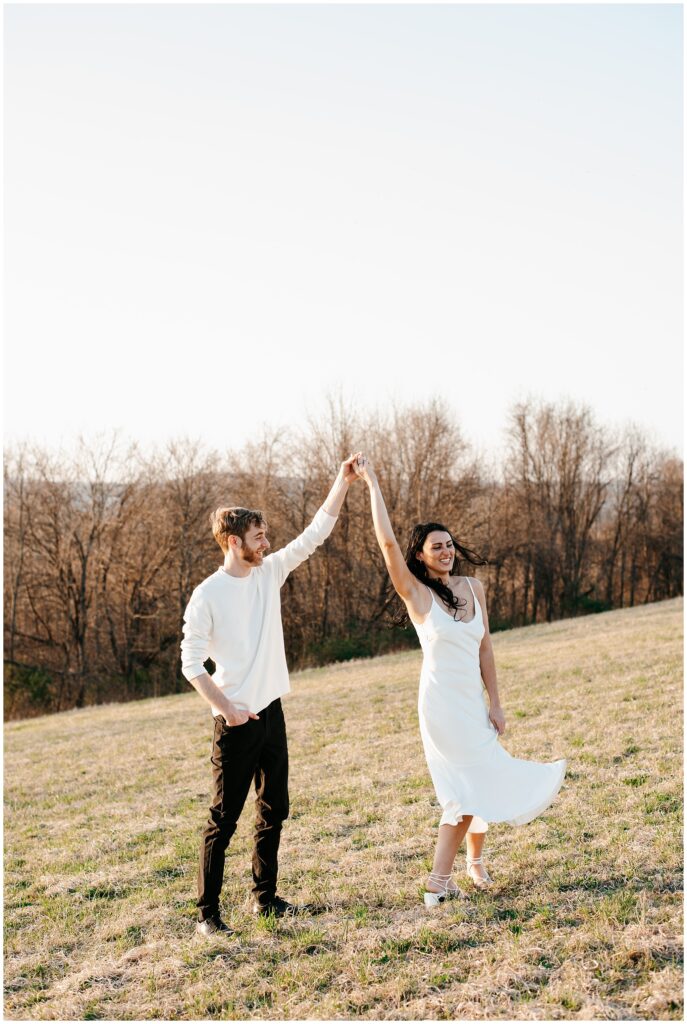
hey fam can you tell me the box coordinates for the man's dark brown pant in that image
[197,698,289,921]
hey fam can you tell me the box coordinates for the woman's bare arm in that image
[472,578,506,735]
[355,456,430,622]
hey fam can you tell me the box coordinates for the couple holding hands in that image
[181,453,566,936]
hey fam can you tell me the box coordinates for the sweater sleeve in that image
[180,590,213,682]
[267,506,338,587]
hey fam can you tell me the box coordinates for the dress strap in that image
[465,576,479,618]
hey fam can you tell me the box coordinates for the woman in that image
[354,454,566,907]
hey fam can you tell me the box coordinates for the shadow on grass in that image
[556,874,637,894]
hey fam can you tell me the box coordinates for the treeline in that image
[4,398,683,719]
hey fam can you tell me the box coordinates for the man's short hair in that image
[211,506,266,554]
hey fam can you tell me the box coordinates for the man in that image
[181,454,361,936]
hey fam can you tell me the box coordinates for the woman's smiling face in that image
[417,531,455,576]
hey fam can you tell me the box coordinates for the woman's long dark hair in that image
[393,521,487,626]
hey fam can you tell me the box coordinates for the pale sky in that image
[4,4,683,461]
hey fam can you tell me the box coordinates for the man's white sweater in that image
[180,507,337,716]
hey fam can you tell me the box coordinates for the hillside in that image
[4,598,683,1020]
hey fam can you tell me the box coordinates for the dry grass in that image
[4,598,683,1020]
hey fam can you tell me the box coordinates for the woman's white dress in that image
[413,577,566,834]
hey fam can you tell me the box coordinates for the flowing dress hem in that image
[506,758,567,826]
[438,758,567,829]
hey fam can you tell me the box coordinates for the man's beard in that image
[240,546,263,566]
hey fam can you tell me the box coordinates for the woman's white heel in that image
[466,854,493,890]
[423,872,461,907]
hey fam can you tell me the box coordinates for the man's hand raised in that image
[322,452,364,517]
[341,452,363,485]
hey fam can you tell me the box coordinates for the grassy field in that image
[4,598,683,1021]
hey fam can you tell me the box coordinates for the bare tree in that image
[506,400,615,620]
[4,398,682,719]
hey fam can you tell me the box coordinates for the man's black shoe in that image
[252,896,299,918]
[196,914,233,937]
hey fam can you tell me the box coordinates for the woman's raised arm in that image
[354,455,430,622]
